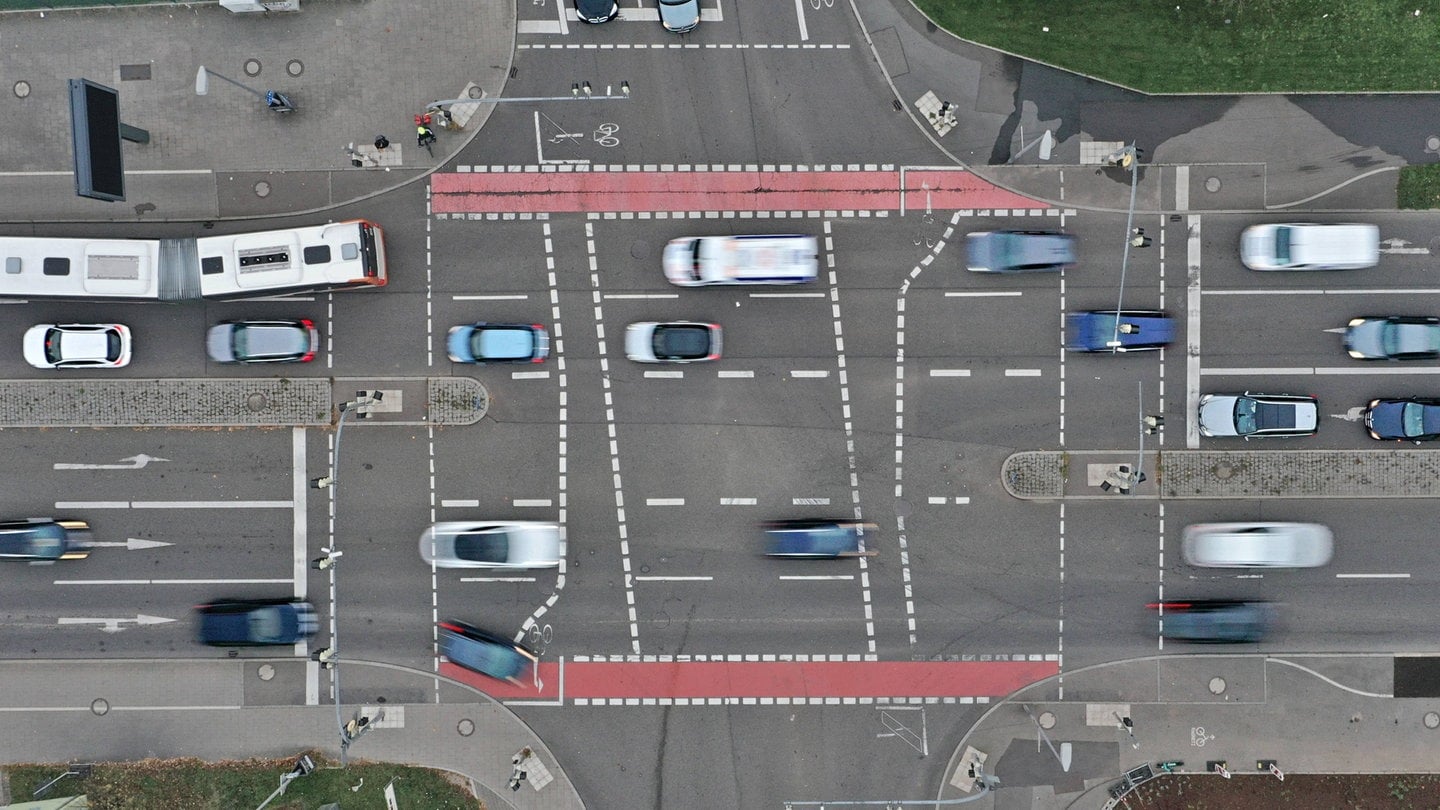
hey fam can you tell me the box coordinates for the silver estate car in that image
[1182,522,1333,568]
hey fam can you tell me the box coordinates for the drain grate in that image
[119,64,151,81]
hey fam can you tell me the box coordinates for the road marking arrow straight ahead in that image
[84,538,173,551]
[53,454,169,471]
[57,614,176,633]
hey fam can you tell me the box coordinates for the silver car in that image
[1198,393,1318,438]
[419,521,560,569]
[1182,522,1333,568]
[1344,316,1440,360]
[965,230,1076,273]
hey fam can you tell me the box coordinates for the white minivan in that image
[1182,522,1333,568]
[663,234,818,286]
[1240,223,1379,271]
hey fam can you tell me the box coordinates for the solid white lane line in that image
[646,498,685,506]
[603,293,680,299]
[55,501,293,509]
[461,576,537,583]
[55,578,291,585]
[718,370,755,378]
[56,501,130,509]
[1204,288,1440,296]
[644,370,684,378]
[926,496,971,504]
[929,369,971,377]
[1336,573,1411,579]
[440,499,480,508]
[720,497,757,505]
[792,497,831,505]
[791,370,830,378]
[1186,214,1203,450]
[512,370,550,380]
[635,576,714,581]
[453,294,529,301]
[513,499,553,507]
[1005,369,1043,377]
[750,292,826,298]
[779,575,855,581]
[1201,367,1314,375]
[1313,366,1440,375]
[292,427,307,601]
[944,291,1022,298]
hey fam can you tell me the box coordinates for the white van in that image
[1240,223,1379,271]
[663,234,818,286]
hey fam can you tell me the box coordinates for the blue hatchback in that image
[438,619,538,681]
[1066,310,1174,352]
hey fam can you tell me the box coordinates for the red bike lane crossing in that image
[443,658,1059,705]
[431,167,1048,214]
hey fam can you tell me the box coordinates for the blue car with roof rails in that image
[1066,309,1174,352]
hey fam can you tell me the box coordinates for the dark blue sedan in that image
[763,520,878,558]
[1066,310,1174,352]
[0,518,91,562]
[1366,398,1440,442]
[438,620,538,682]
[197,599,318,646]
[1151,600,1275,643]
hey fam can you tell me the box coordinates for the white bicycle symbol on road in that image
[1190,726,1216,747]
[593,122,620,148]
[809,0,834,7]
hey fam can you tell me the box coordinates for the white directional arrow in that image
[58,614,177,633]
[1323,327,1347,334]
[1380,238,1429,255]
[1331,407,1367,422]
[84,538,173,551]
[54,454,170,471]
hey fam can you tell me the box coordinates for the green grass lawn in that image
[4,755,482,810]
[912,0,1440,93]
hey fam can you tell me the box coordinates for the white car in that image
[23,323,131,369]
[1240,223,1378,271]
[1198,393,1317,438]
[625,321,722,363]
[1182,522,1333,568]
[419,521,560,569]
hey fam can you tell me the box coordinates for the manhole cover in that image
[630,240,651,260]
[1426,712,1439,729]
[14,80,30,98]
[1205,177,1221,193]
[468,85,485,99]
[258,664,275,681]
[1039,711,1057,729]
[246,393,269,412]
[254,181,271,198]
[458,718,475,736]
[1213,463,1233,479]
[1428,135,1440,152]
[287,59,304,77]
[244,59,262,77]
[1208,677,1226,695]
[91,698,110,716]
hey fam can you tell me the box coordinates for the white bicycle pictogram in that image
[1190,726,1215,747]
[809,0,834,8]
[593,122,621,148]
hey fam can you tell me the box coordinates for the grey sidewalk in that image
[0,658,582,810]
[937,653,1440,809]
[0,1,512,223]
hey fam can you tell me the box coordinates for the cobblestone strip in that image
[1002,451,1066,499]
[1160,450,1440,499]
[427,376,487,425]
[0,378,331,427]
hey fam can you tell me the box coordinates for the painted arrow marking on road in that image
[1322,327,1347,334]
[85,538,173,551]
[1380,238,1430,255]
[58,614,176,633]
[1331,407,1367,422]
[54,454,169,471]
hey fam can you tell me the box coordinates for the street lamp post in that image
[195,65,294,112]
[1107,143,1142,350]
[426,79,631,113]
[309,391,383,765]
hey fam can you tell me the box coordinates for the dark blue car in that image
[1366,398,1440,442]
[763,520,878,558]
[1151,600,1275,643]
[1066,310,1174,352]
[197,599,318,646]
[438,619,538,682]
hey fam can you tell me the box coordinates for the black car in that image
[575,0,619,23]
[0,518,91,561]
[1149,600,1275,643]
[196,599,318,646]
[1366,398,1440,442]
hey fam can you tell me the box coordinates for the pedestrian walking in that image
[374,135,390,151]
[1130,235,1152,248]
[417,124,436,155]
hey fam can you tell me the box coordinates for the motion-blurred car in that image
[1344,316,1440,360]
[1181,522,1333,568]
[965,230,1076,273]
[1365,398,1440,442]
[624,321,722,363]
[657,0,699,32]
[575,0,619,23]
[1198,393,1317,438]
[206,319,318,364]
[438,619,538,682]
[419,521,561,569]
[447,323,549,364]
[763,519,878,558]
[1239,222,1379,271]
[23,323,131,369]
[0,518,91,561]
[196,599,318,646]
[1065,310,1174,352]
[1149,600,1276,643]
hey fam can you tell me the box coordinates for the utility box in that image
[219,0,300,12]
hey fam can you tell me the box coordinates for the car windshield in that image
[654,326,709,358]
[1234,397,1258,435]
[453,531,508,563]
[1273,227,1292,265]
[1403,402,1427,437]
[248,607,284,642]
[1386,323,1440,356]
[474,329,532,360]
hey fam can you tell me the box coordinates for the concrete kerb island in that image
[1003,449,1440,500]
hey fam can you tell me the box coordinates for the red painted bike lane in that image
[443,658,1058,704]
[431,168,1047,214]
